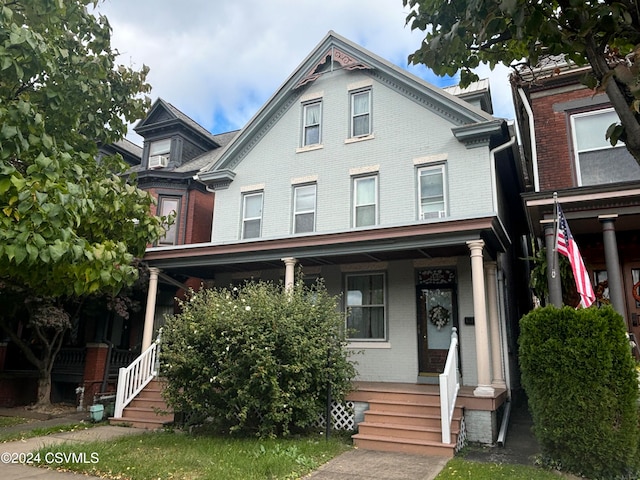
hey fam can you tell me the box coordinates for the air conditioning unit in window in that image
[421,210,446,220]
[149,154,169,169]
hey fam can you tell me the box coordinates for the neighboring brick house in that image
[512,59,640,342]
[129,31,530,450]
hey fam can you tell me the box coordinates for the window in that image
[158,196,180,245]
[242,192,263,239]
[418,165,446,220]
[302,101,321,146]
[571,108,640,186]
[148,139,171,168]
[293,184,316,233]
[346,273,385,340]
[351,89,371,137]
[353,176,377,227]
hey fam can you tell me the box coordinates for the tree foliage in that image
[403,0,640,163]
[161,279,357,438]
[519,306,639,478]
[0,0,166,404]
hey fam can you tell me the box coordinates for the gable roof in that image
[135,98,220,148]
[198,31,501,182]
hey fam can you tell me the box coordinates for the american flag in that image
[556,204,595,308]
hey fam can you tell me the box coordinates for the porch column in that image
[142,267,159,351]
[467,240,495,398]
[485,261,506,389]
[600,215,625,320]
[282,257,297,292]
[544,222,563,307]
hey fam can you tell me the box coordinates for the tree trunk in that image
[36,374,52,407]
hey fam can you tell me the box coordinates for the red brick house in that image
[512,59,640,341]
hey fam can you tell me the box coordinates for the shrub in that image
[160,278,356,438]
[519,305,639,479]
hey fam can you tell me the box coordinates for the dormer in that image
[134,98,220,171]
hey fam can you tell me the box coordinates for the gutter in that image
[489,127,517,214]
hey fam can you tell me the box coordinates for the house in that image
[512,59,640,343]
[111,31,531,453]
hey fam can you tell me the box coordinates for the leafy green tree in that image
[0,0,166,405]
[161,278,356,438]
[403,0,640,164]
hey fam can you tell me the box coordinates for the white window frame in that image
[350,89,372,138]
[570,107,627,186]
[345,272,386,341]
[241,191,263,239]
[302,100,322,147]
[353,175,378,228]
[157,196,180,245]
[293,184,317,234]
[418,164,447,220]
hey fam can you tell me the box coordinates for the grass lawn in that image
[0,421,103,443]
[33,430,352,480]
[0,415,33,428]
[435,458,573,480]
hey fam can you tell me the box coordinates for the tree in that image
[0,0,166,405]
[403,0,640,164]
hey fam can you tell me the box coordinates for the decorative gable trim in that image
[199,169,235,190]
[295,46,373,89]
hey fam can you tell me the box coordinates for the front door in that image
[416,269,458,375]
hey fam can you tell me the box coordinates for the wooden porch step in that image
[352,433,456,457]
[109,415,173,430]
[364,410,461,429]
[109,378,173,430]
[357,421,458,443]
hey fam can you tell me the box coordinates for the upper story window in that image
[302,101,322,146]
[418,165,447,220]
[571,108,640,186]
[346,273,386,340]
[158,196,180,245]
[350,89,371,138]
[242,191,263,239]
[148,139,171,168]
[353,175,377,227]
[293,184,316,234]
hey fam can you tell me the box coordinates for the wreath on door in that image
[429,305,450,330]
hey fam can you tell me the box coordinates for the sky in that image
[95,0,516,145]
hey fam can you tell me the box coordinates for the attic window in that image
[149,139,171,168]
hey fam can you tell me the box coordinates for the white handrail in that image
[439,327,460,444]
[114,334,161,418]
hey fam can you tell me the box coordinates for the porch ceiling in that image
[144,216,508,279]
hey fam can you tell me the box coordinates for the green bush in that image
[160,278,356,438]
[519,306,639,479]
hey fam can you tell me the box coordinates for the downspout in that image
[517,88,540,192]
[490,128,517,214]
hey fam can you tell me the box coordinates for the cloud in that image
[96,0,516,142]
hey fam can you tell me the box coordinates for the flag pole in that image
[551,192,558,279]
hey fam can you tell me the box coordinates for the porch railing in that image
[114,334,161,419]
[439,327,460,444]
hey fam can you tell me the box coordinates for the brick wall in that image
[185,189,214,243]
[532,87,596,191]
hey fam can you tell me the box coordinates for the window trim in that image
[241,191,263,240]
[352,175,378,228]
[157,195,181,246]
[417,164,447,220]
[292,183,317,234]
[570,107,626,186]
[345,272,387,342]
[302,100,322,147]
[350,88,372,138]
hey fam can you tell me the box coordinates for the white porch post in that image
[142,267,159,351]
[485,261,506,389]
[282,257,297,292]
[467,240,495,398]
